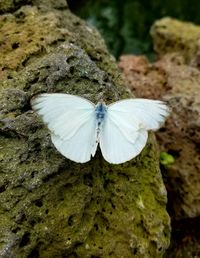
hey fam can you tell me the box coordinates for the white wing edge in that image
[31,93,95,109]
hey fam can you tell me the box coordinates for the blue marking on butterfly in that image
[95,101,107,141]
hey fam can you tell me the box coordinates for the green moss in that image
[0,0,14,13]
[160,152,175,166]
[0,6,67,81]
[151,17,200,61]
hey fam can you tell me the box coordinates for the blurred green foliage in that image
[68,0,200,59]
[160,152,175,166]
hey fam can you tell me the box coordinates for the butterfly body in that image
[95,101,107,142]
[31,93,169,164]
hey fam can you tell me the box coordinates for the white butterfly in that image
[31,93,169,164]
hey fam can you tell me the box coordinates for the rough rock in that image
[118,55,167,100]
[156,54,200,219]
[119,52,200,219]
[119,17,200,220]
[0,2,170,258]
[150,17,200,63]
[119,16,200,258]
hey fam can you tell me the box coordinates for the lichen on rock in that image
[0,2,170,257]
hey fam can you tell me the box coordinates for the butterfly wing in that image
[99,98,169,164]
[108,99,169,130]
[31,93,97,163]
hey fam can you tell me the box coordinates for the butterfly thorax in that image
[95,102,107,142]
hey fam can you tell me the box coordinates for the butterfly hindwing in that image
[51,116,97,163]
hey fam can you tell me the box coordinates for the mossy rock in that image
[151,17,200,62]
[0,1,170,257]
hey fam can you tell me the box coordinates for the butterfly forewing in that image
[108,99,169,130]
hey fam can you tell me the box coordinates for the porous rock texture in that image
[119,53,200,219]
[0,2,170,258]
[118,17,200,258]
[150,17,200,63]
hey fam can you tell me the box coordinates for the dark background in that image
[68,0,200,59]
